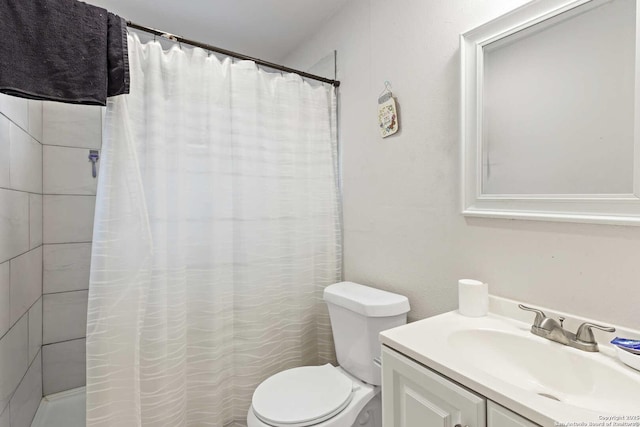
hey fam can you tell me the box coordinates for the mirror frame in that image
[461,0,640,226]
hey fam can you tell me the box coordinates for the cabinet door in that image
[487,402,539,427]
[382,346,486,427]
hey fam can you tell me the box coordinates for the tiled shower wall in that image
[41,103,101,395]
[0,94,44,427]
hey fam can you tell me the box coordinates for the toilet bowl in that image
[247,365,380,427]
[247,282,410,427]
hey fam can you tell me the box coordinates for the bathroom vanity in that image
[379,297,640,427]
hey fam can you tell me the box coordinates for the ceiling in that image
[86,0,349,63]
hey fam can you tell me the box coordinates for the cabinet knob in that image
[454,425,469,427]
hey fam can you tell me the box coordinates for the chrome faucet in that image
[518,304,615,352]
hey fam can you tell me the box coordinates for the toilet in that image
[247,281,410,427]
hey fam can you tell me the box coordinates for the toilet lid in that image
[252,364,354,427]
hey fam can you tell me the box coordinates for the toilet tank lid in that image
[323,282,410,317]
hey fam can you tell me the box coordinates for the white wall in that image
[283,0,640,329]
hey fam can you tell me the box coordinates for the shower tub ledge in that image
[31,387,85,427]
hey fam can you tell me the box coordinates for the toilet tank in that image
[323,282,410,386]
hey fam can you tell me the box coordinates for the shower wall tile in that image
[44,146,99,195]
[0,404,8,427]
[9,247,42,325]
[9,351,41,427]
[41,102,101,397]
[28,299,42,364]
[0,316,28,411]
[43,195,96,243]
[27,101,43,143]
[0,263,9,338]
[42,338,86,395]
[0,189,29,264]
[0,115,9,188]
[0,95,28,132]
[43,243,92,294]
[42,291,89,345]
[43,102,102,149]
[9,123,42,194]
[29,194,43,250]
[0,94,43,425]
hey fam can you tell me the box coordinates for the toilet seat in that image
[251,364,354,427]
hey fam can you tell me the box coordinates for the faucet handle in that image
[576,322,616,344]
[518,304,547,327]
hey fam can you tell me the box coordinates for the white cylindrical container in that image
[458,279,488,317]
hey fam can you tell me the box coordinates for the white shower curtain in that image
[86,34,341,427]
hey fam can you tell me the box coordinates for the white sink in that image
[448,329,640,414]
[379,307,640,425]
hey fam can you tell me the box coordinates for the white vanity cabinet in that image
[382,346,486,427]
[382,346,540,427]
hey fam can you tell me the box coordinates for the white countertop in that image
[379,301,640,427]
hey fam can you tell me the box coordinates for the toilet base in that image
[351,393,381,427]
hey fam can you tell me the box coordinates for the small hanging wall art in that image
[378,81,399,138]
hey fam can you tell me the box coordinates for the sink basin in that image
[448,329,640,414]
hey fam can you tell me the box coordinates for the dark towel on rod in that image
[0,0,129,106]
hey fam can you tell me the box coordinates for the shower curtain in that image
[86,34,341,427]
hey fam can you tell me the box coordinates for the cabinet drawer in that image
[382,346,486,427]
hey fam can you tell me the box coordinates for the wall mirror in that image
[461,0,640,225]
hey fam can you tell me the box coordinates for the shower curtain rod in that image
[126,21,341,87]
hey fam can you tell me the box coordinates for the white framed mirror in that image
[461,0,640,225]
